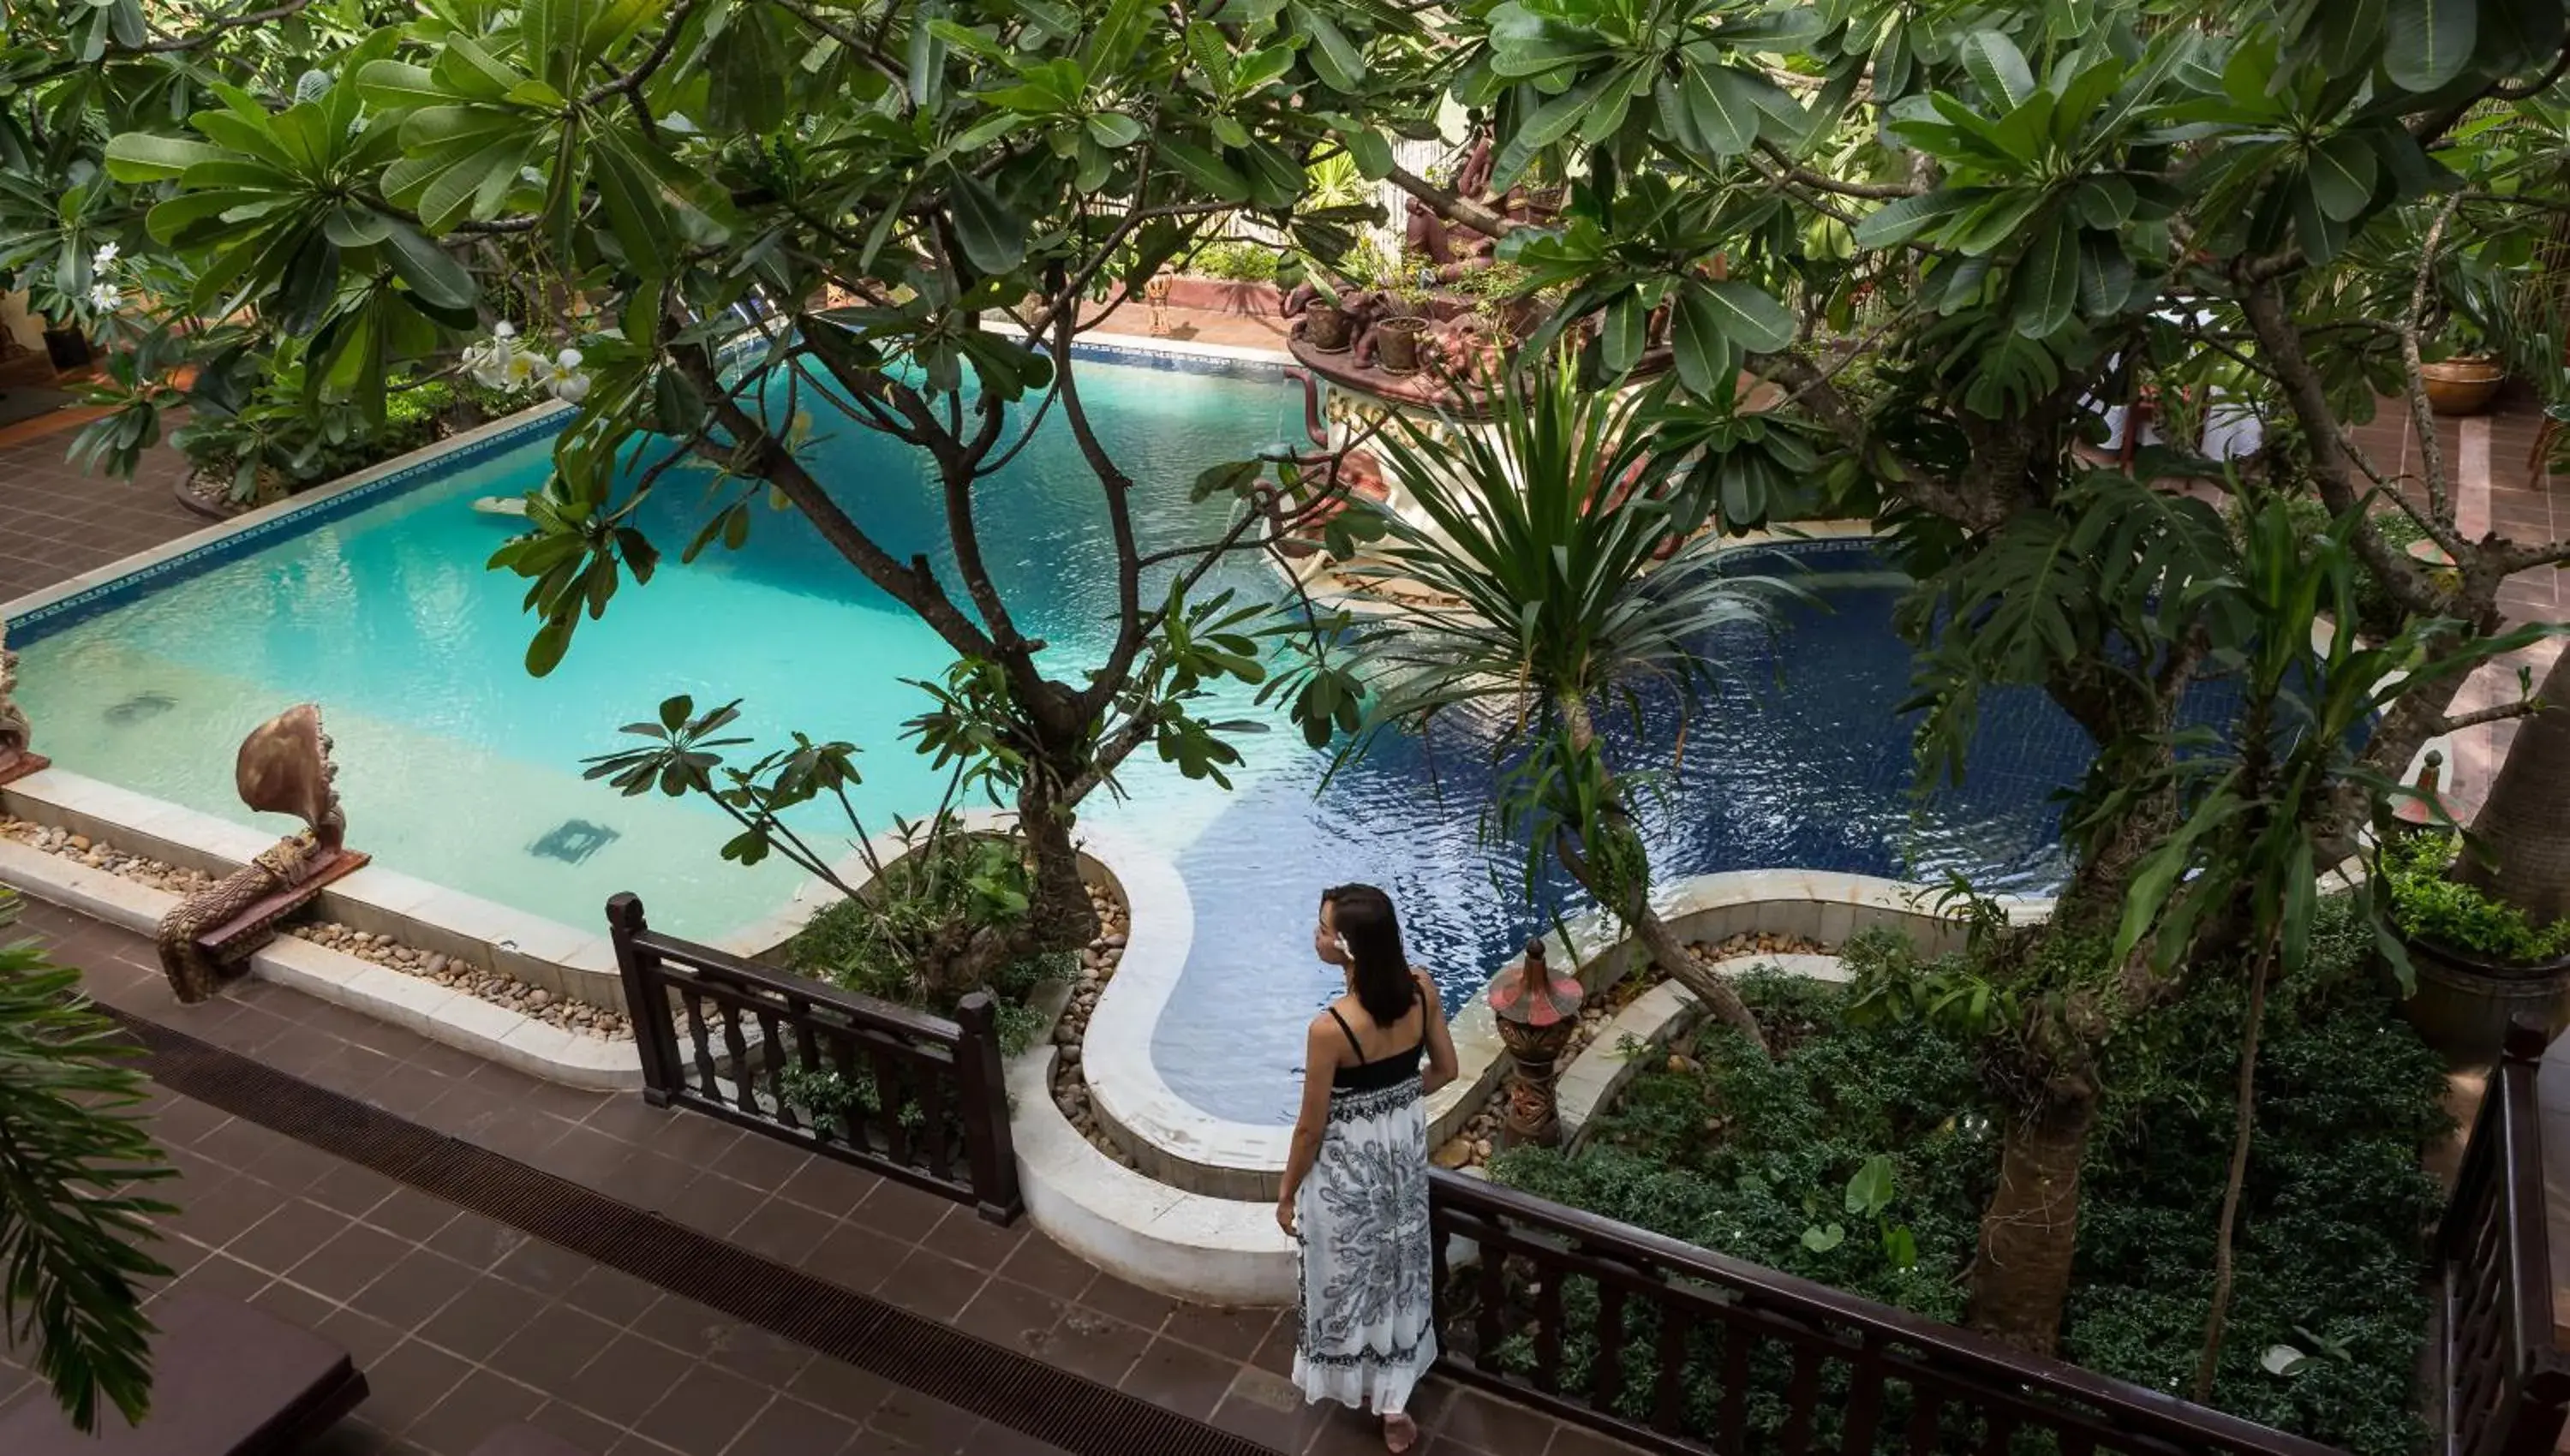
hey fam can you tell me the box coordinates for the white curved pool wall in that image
[1083,849,2056,1199]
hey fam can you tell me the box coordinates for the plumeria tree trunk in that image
[1557,695,1768,1053]
[2459,646,2570,924]
[1969,1089,2100,1354]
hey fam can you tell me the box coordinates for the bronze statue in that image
[0,618,42,785]
[155,704,366,1003]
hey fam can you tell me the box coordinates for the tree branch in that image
[1385,164,1518,240]
[1754,141,1924,200]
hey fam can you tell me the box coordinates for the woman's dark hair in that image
[1324,884,1414,1027]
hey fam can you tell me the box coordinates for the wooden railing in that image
[606,893,1020,1224]
[2436,1019,2570,1456]
[1429,1170,2351,1456]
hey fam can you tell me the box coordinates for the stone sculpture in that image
[0,618,44,785]
[155,704,368,1003]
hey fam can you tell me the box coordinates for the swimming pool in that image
[9,350,2094,1123]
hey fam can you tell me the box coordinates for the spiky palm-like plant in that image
[0,892,173,1432]
[1335,361,1796,1052]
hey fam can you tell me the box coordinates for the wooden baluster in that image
[1715,1320,1750,1452]
[2054,1433,2097,1456]
[1901,1386,1946,1454]
[679,988,720,1097]
[870,1042,913,1166]
[716,1001,759,1115]
[756,1004,795,1130]
[1777,1343,1823,1454]
[1593,1281,1628,1417]
[917,1047,953,1184]
[794,1017,827,1145]
[1532,1264,1565,1393]
[1651,1307,1688,1432]
[828,1030,865,1149]
[1975,1411,2020,1455]
[1473,1233,1507,1369]
[1838,1344,1887,1454]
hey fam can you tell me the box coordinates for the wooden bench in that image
[0,1293,368,1455]
[467,1424,597,1456]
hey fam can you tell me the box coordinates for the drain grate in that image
[528,820,620,865]
[102,691,177,726]
[101,1006,1279,1456]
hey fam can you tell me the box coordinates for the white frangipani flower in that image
[493,319,517,338]
[91,242,120,272]
[87,281,119,312]
[499,348,543,389]
[547,370,592,404]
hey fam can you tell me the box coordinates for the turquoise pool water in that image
[13,360,1297,939]
[11,353,2101,1121]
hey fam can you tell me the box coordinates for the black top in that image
[1325,1000,1426,1091]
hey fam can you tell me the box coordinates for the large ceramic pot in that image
[1300,301,1351,354]
[2422,356,2507,416]
[2396,925,2570,1067]
[1375,315,1430,375]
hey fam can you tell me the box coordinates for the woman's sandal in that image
[1382,1411,1419,1453]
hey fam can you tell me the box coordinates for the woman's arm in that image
[1415,970,1460,1095]
[1277,1017,1337,1234]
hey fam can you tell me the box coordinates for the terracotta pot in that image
[1375,316,1429,375]
[1301,302,1351,354]
[2394,924,2570,1068]
[2423,356,2506,416]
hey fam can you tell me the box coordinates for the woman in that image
[1277,884,1459,1453]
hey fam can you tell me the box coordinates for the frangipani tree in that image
[1370,0,2570,1354]
[21,0,1461,959]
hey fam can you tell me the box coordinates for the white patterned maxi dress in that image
[1294,1017,1438,1414]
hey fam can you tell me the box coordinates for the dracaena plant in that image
[1324,351,1803,1052]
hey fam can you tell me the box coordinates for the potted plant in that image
[2422,318,2507,416]
[2380,830,2570,1065]
[1372,272,1436,375]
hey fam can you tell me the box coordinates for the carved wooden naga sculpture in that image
[156,704,367,1003]
[0,618,44,785]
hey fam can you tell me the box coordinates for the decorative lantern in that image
[1485,939,1585,1147]
[2393,748,2451,831]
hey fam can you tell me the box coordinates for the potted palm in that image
[2381,830,2570,1065]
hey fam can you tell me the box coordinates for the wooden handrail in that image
[1431,1170,2352,1456]
[605,892,1021,1223]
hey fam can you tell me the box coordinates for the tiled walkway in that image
[0,897,1634,1456]
[0,414,200,603]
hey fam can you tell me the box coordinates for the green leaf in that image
[1601,290,1647,373]
[2013,218,2078,337]
[1699,280,1795,355]
[2385,0,2477,92]
[1851,191,1970,250]
[2305,130,2380,221]
[101,131,225,182]
[946,167,1026,275]
[1342,126,1394,180]
[380,222,475,309]
[1157,137,1251,202]
[1493,75,1602,188]
[1670,284,1736,396]
[2073,233,2134,317]
[1085,111,1144,149]
[1294,3,1367,90]
[1683,65,1762,158]
[1959,30,2035,108]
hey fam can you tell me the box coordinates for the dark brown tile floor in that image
[0,425,200,602]
[0,897,1631,1456]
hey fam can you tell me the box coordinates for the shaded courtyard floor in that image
[0,898,1637,1456]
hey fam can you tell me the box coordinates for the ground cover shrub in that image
[1488,899,2447,1455]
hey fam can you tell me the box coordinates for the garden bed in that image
[1484,917,2448,1456]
